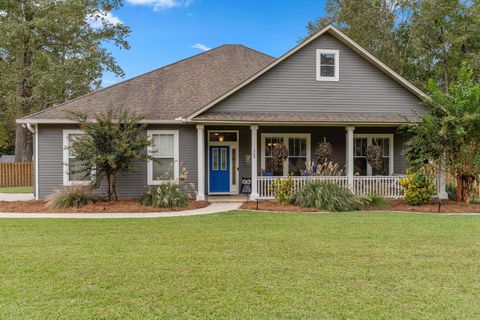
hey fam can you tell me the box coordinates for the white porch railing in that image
[353,176,403,198]
[257,175,404,199]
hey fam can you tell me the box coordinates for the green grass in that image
[0,186,33,193]
[1,211,479,319]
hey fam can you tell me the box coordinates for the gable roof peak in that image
[187,24,427,120]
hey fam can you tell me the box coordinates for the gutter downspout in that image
[25,122,35,134]
[24,122,38,200]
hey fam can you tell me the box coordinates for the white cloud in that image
[127,0,193,11]
[191,43,211,52]
[86,11,122,29]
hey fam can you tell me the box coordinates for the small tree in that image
[403,65,480,202]
[69,107,151,201]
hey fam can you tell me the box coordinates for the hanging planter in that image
[271,143,288,170]
[315,138,333,163]
[366,144,383,171]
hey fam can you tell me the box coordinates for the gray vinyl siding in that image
[205,33,425,116]
[37,124,198,200]
[38,124,66,199]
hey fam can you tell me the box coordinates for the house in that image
[17,25,448,201]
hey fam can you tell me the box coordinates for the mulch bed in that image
[241,199,480,213]
[386,199,480,213]
[241,201,319,212]
[0,199,209,213]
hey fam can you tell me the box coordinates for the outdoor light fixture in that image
[218,135,224,142]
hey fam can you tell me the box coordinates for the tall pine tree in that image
[0,0,130,161]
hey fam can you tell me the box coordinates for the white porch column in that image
[346,126,355,192]
[196,125,205,201]
[250,125,259,200]
[438,158,449,200]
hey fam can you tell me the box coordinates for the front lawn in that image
[0,186,33,193]
[1,211,479,319]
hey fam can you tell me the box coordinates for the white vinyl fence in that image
[257,175,404,199]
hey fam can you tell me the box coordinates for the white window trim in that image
[261,133,311,176]
[63,129,91,186]
[316,49,340,81]
[353,134,394,176]
[147,130,180,185]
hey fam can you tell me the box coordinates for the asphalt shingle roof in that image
[24,45,274,121]
[192,112,421,124]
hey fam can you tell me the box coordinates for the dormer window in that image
[316,49,339,81]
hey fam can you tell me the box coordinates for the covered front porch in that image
[194,124,442,200]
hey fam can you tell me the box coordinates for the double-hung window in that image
[263,136,284,176]
[63,129,90,186]
[353,134,393,176]
[316,49,339,81]
[353,137,368,176]
[262,134,310,176]
[147,130,179,185]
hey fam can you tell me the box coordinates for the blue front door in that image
[209,146,230,193]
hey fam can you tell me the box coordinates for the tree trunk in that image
[112,173,118,201]
[443,54,449,94]
[463,175,475,203]
[14,1,34,162]
[456,175,463,202]
[14,124,32,162]
[106,172,112,201]
[456,175,474,203]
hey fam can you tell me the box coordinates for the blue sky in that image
[102,0,326,86]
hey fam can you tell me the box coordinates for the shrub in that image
[446,184,457,201]
[315,161,344,176]
[46,185,97,209]
[294,181,362,212]
[361,194,389,209]
[270,176,293,204]
[304,160,344,176]
[400,172,436,205]
[140,182,188,208]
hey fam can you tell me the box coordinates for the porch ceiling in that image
[192,112,421,124]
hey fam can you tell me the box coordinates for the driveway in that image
[0,193,35,201]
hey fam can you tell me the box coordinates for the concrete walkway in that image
[0,193,35,201]
[0,202,242,219]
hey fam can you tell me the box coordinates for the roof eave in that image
[16,119,186,125]
[188,119,419,126]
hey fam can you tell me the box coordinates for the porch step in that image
[207,195,249,203]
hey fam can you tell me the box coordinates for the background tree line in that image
[306,0,480,93]
[0,0,130,161]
